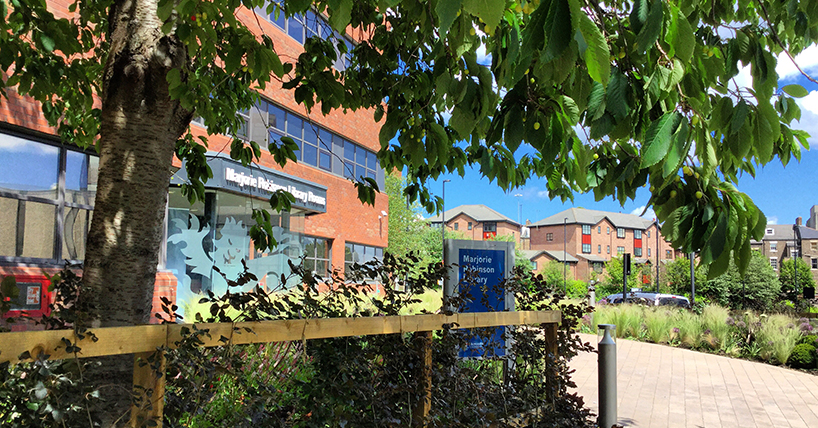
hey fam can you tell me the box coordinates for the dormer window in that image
[766,228,774,235]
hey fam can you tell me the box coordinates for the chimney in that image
[796,217,803,226]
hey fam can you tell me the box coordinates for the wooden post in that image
[412,330,432,428]
[542,322,558,357]
[130,350,166,427]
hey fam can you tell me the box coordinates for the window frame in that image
[616,227,625,238]
[582,224,591,235]
[582,243,591,254]
[770,257,778,270]
[0,132,97,264]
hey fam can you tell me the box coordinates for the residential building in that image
[428,204,522,246]
[519,250,578,278]
[1,1,388,327]
[751,217,818,284]
[528,208,680,281]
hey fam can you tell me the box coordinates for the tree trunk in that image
[82,0,191,425]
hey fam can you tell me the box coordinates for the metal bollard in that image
[598,324,617,428]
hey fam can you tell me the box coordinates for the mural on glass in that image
[165,189,303,310]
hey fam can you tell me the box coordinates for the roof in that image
[530,207,654,229]
[519,250,578,263]
[756,224,818,241]
[576,254,608,263]
[427,204,519,225]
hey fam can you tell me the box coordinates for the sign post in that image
[444,240,515,358]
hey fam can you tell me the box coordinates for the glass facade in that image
[344,242,384,279]
[0,132,97,262]
[165,188,307,309]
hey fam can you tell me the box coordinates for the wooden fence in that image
[0,310,561,427]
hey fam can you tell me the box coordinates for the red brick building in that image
[0,1,387,326]
[528,208,681,281]
[429,205,522,247]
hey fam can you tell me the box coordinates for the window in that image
[454,223,459,231]
[484,222,497,232]
[582,243,591,253]
[812,242,818,252]
[635,247,642,257]
[648,248,651,257]
[770,257,778,270]
[607,227,610,234]
[546,233,554,241]
[344,242,384,276]
[792,249,800,258]
[666,249,672,258]
[770,242,777,252]
[617,228,625,238]
[532,261,538,271]
[468,222,472,230]
[598,245,601,253]
[646,230,650,238]
[597,226,601,234]
[607,245,610,254]
[634,230,642,239]
[813,258,817,269]
[259,2,353,71]
[617,246,625,255]
[582,224,591,235]
[766,228,774,235]
[0,132,97,261]
[302,236,331,276]
[247,99,381,182]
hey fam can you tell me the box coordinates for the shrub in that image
[700,305,731,351]
[797,334,818,347]
[643,308,671,343]
[787,344,817,369]
[756,314,801,365]
[674,311,703,348]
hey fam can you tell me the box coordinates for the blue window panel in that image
[288,15,304,43]
[270,9,285,28]
[292,138,301,160]
[366,170,375,180]
[343,140,355,160]
[356,146,366,166]
[343,161,355,178]
[304,123,319,145]
[366,151,377,170]
[319,129,332,149]
[268,129,285,145]
[269,105,285,130]
[319,150,332,171]
[287,115,303,139]
[302,143,318,166]
[305,11,320,37]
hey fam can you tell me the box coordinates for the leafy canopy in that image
[2,0,818,275]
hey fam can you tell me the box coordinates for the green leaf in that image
[670,10,695,63]
[541,0,573,62]
[629,0,649,34]
[730,100,749,135]
[662,119,689,177]
[754,101,778,164]
[327,0,353,33]
[636,0,663,53]
[463,0,504,28]
[641,112,682,167]
[436,0,462,36]
[578,14,610,87]
[781,84,808,98]
[40,33,56,52]
[605,69,629,120]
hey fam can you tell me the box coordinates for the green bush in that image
[787,344,817,369]
[797,334,818,347]
[566,280,589,299]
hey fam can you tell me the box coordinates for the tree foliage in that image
[598,255,643,297]
[778,257,816,303]
[705,250,781,311]
[665,256,708,296]
[2,0,817,281]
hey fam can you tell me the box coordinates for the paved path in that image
[569,334,818,427]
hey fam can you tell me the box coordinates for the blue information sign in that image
[458,248,507,357]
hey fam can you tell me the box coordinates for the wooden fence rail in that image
[0,310,561,427]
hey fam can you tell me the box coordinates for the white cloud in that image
[0,134,58,155]
[799,90,818,114]
[630,205,656,220]
[777,45,818,82]
[767,216,778,225]
[791,91,818,147]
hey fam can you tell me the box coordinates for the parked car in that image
[603,292,691,308]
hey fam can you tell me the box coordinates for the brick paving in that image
[569,334,818,427]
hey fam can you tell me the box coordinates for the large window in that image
[634,230,642,239]
[635,247,642,257]
[302,236,331,276]
[257,2,353,71]
[770,257,778,270]
[582,224,591,235]
[770,242,777,252]
[582,243,591,254]
[231,98,382,185]
[616,227,625,238]
[344,242,384,277]
[617,246,625,255]
[0,132,97,262]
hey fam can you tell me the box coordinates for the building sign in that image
[171,155,328,213]
[443,240,515,358]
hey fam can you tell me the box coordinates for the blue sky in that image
[422,47,818,227]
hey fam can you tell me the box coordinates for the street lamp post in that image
[655,219,660,293]
[563,217,568,291]
[441,179,451,265]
